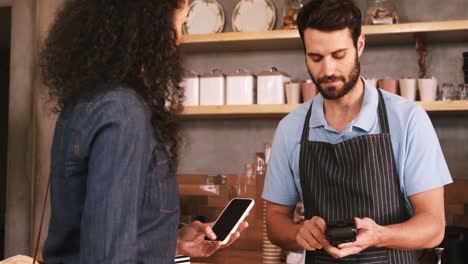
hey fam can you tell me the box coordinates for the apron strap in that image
[300,87,391,142]
[301,100,314,142]
[376,88,390,134]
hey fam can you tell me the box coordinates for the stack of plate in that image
[262,200,282,263]
[464,52,468,84]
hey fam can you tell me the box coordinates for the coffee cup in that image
[285,82,301,104]
[399,79,417,101]
[301,80,318,102]
[366,78,378,87]
[418,77,438,101]
[378,79,399,94]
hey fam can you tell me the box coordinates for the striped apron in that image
[299,89,418,263]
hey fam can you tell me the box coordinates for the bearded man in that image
[262,0,452,263]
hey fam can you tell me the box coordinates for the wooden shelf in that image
[180,101,468,118]
[181,20,468,53]
[418,100,468,113]
[363,19,468,45]
[181,29,300,53]
[180,104,299,118]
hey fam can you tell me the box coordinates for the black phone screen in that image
[209,199,253,242]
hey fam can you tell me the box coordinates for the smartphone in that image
[205,198,255,245]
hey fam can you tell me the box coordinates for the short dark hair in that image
[297,0,362,47]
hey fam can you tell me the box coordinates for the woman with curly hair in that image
[40,0,247,263]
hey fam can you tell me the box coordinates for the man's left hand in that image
[324,217,382,258]
[176,220,249,257]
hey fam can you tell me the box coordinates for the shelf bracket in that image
[414,33,428,78]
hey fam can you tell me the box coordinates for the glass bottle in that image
[364,0,399,25]
[282,0,303,29]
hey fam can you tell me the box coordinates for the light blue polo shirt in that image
[262,78,452,215]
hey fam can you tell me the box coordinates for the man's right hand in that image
[295,216,329,251]
[266,202,334,252]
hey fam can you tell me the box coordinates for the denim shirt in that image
[43,88,180,264]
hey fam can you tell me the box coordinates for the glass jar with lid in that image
[282,0,302,29]
[364,0,399,25]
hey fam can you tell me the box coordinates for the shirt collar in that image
[309,77,379,133]
[309,92,326,128]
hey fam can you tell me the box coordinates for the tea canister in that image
[226,69,256,105]
[181,71,199,106]
[199,69,225,106]
[257,67,291,104]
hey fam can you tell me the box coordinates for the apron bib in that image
[299,89,418,263]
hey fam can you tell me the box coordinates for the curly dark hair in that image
[40,0,185,165]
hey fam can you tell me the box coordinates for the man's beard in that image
[311,56,361,100]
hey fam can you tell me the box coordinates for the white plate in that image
[232,0,276,32]
[183,0,225,35]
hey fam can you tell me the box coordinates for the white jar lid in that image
[257,67,290,77]
[200,69,225,78]
[183,70,199,78]
[226,69,254,77]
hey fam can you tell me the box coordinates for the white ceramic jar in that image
[199,69,225,105]
[226,69,256,105]
[257,67,291,104]
[181,71,200,106]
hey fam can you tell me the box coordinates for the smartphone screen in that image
[206,198,254,243]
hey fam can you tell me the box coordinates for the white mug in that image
[418,77,438,101]
[399,79,417,101]
[285,82,301,104]
[366,78,378,88]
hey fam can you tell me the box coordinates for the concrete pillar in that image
[6,0,63,257]
[5,0,36,257]
[31,0,64,253]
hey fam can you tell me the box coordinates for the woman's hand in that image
[176,220,249,257]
